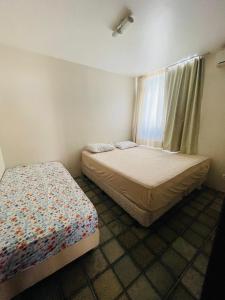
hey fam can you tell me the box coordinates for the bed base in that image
[82,165,204,227]
[0,229,99,300]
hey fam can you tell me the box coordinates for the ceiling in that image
[0,0,224,76]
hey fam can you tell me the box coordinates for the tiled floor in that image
[15,176,224,300]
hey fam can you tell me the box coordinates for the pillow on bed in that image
[0,147,5,180]
[115,141,138,150]
[85,143,115,153]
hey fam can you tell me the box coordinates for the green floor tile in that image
[111,205,124,216]
[95,202,108,214]
[145,234,167,255]
[120,213,135,225]
[71,286,95,300]
[198,213,216,229]
[108,219,127,236]
[193,253,209,274]
[101,210,117,224]
[99,226,113,245]
[202,239,213,256]
[157,226,178,243]
[93,269,123,300]
[161,248,187,277]
[191,221,211,238]
[85,190,96,199]
[182,206,199,217]
[83,248,108,279]
[182,267,204,299]
[114,255,140,287]
[167,218,187,234]
[131,243,155,269]
[168,284,195,300]
[117,293,129,300]
[118,231,139,249]
[60,264,87,298]
[172,237,197,261]
[127,275,160,300]
[146,262,174,296]
[183,228,204,248]
[102,239,125,263]
[131,225,150,239]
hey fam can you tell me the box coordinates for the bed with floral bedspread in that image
[0,162,98,283]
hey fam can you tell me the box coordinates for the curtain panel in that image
[163,57,204,154]
[132,56,204,154]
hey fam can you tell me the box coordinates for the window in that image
[136,71,166,147]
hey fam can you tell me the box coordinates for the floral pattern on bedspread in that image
[0,162,98,283]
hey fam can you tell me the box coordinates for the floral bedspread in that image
[0,162,98,283]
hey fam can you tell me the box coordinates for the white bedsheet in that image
[82,146,210,212]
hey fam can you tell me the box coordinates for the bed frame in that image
[0,229,99,300]
[82,164,205,227]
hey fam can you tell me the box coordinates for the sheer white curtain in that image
[133,71,166,147]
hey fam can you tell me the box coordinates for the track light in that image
[112,14,134,37]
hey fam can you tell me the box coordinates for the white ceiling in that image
[0,0,224,76]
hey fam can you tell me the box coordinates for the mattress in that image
[0,162,98,283]
[82,146,210,214]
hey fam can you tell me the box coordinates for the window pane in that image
[136,72,166,147]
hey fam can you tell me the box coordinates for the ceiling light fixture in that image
[112,14,134,37]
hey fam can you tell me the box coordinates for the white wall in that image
[0,45,134,177]
[198,52,225,192]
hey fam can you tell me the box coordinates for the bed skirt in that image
[82,164,204,227]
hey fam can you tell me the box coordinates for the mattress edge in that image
[82,150,210,189]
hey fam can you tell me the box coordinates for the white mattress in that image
[82,146,210,213]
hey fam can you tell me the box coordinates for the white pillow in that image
[115,141,138,150]
[0,147,5,180]
[85,143,115,153]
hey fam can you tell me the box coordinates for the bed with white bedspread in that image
[82,146,210,226]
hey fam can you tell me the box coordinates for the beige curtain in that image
[163,57,204,154]
[132,77,143,142]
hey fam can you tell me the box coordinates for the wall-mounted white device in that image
[216,49,225,67]
[112,14,134,37]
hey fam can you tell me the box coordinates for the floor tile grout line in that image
[99,225,174,298]
[74,177,221,300]
[163,222,217,299]
[88,184,216,276]
[79,258,99,300]
[92,228,164,298]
